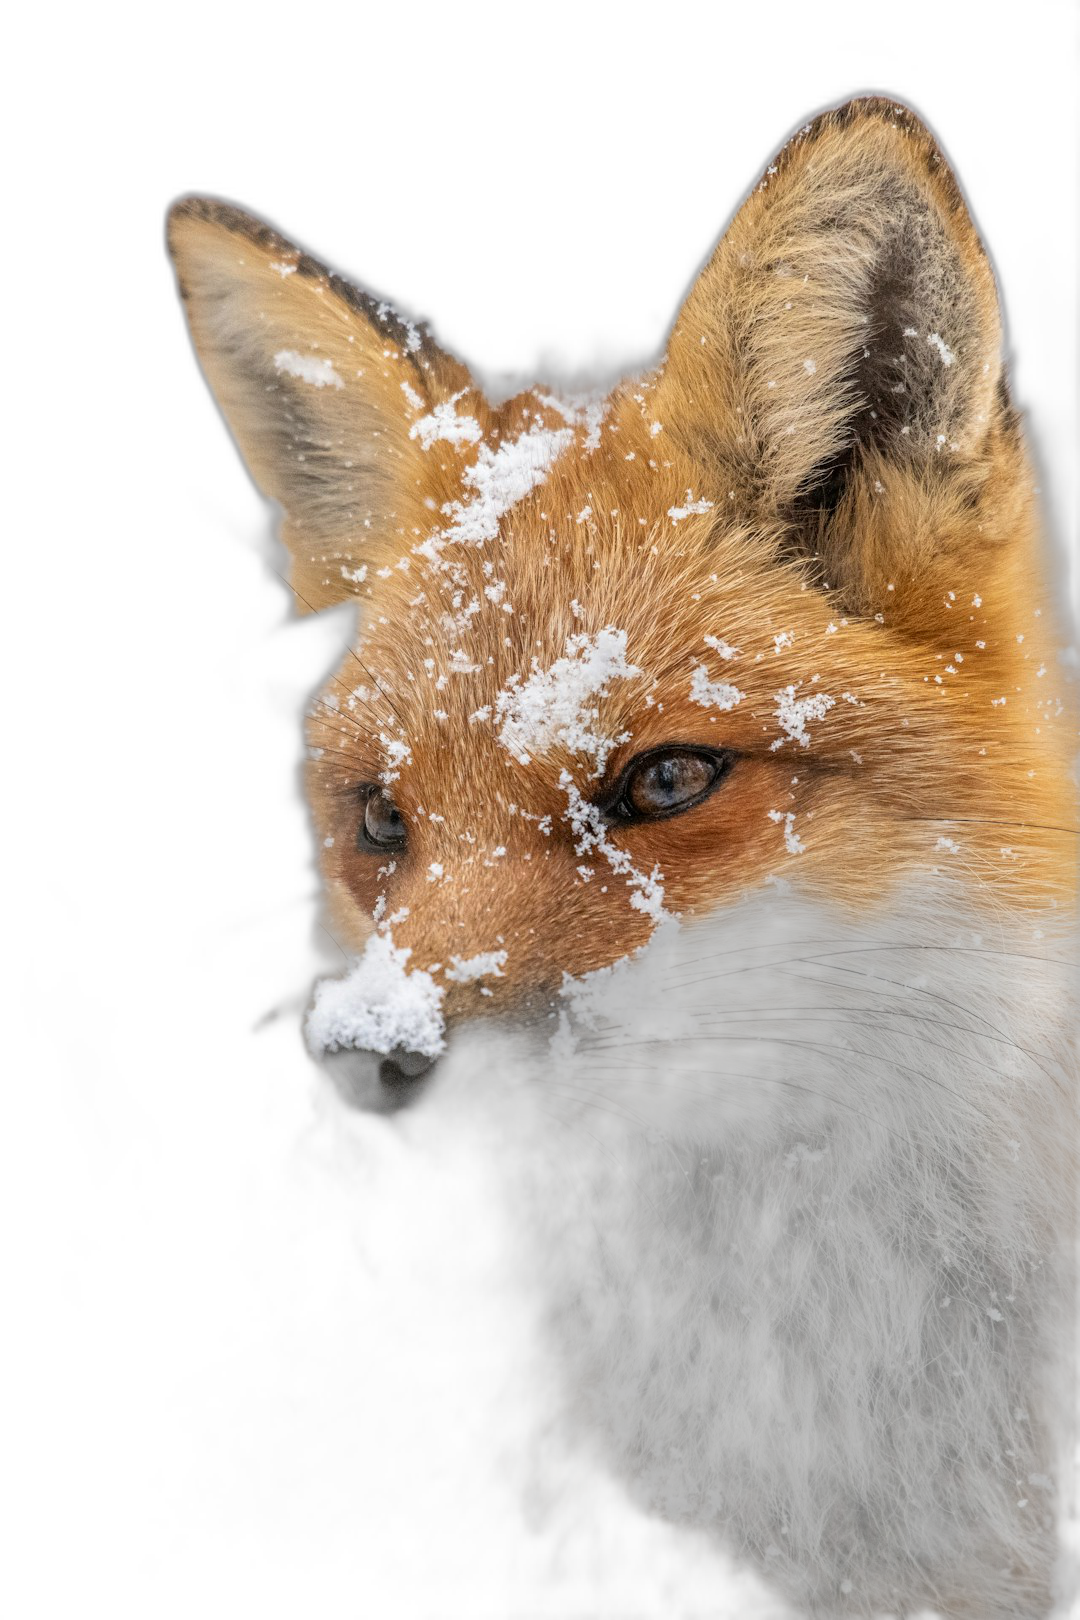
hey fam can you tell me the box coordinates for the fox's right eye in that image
[358,788,407,853]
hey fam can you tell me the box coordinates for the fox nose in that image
[323,1043,437,1121]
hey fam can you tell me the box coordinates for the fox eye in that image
[359,787,407,852]
[612,747,732,822]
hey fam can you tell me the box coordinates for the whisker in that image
[306,745,368,775]
[663,942,1073,1000]
[317,922,351,964]
[553,1088,654,1140]
[578,1005,1050,1068]
[550,1075,660,1140]
[579,1059,893,1136]
[320,670,399,730]
[276,569,408,729]
[577,1033,991,1120]
[907,816,1080,838]
[309,690,379,737]
[773,960,1069,1095]
[653,936,862,980]
[767,978,1062,1069]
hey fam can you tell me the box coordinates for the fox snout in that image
[319,1042,438,1113]
[305,929,445,1100]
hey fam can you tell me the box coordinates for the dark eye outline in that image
[602,745,736,824]
[357,784,408,852]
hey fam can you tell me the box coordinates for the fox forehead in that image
[312,398,820,767]
[301,369,1037,803]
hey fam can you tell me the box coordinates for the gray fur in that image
[513,888,1076,1616]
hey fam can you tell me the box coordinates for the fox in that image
[168,97,1076,1618]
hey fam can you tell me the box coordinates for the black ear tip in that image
[166,193,217,234]
[165,195,293,265]
[167,193,206,220]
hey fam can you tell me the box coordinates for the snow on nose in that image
[305,933,446,1059]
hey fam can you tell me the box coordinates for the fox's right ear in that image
[167,198,475,610]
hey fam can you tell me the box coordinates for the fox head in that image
[169,98,1073,1111]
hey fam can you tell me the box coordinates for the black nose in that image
[323,1043,437,1121]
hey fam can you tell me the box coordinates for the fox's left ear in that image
[656,99,1018,609]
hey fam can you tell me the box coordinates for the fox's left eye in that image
[611,746,733,822]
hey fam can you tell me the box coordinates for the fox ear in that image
[168,198,474,610]
[657,100,1012,605]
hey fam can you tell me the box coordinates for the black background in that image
[48,31,1075,1613]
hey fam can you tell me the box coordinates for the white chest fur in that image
[484,887,1078,1617]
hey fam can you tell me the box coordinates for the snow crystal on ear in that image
[273,349,344,390]
[496,629,641,775]
[668,493,713,523]
[536,390,608,452]
[306,934,446,1058]
[409,392,482,450]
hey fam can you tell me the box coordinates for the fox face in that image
[170,98,1075,1615]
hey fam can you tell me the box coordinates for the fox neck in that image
[500,885,1077,1616]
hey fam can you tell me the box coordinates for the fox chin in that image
[170,96,1076,1619]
